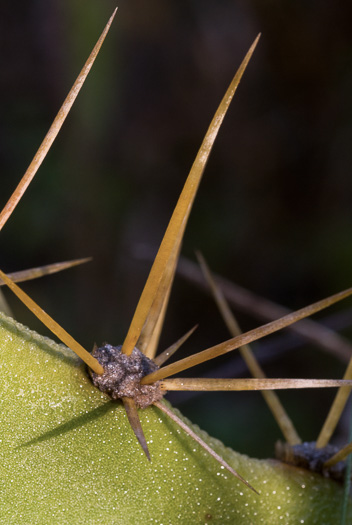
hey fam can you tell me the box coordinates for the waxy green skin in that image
[0,311,350,524]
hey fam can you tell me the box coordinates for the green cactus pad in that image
[0,312,350,524]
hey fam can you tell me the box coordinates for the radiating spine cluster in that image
[1,9,352,496]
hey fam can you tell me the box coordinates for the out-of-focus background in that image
[1,0,352,458]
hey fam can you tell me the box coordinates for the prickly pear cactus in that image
[0,311,350,524]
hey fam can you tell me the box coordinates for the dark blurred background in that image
[1,0,352,458]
